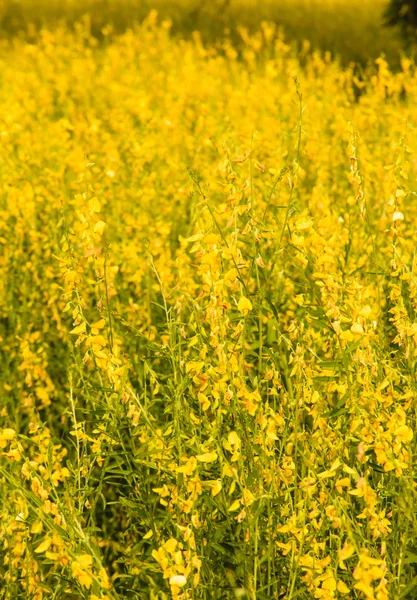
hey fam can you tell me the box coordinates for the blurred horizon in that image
[0,0,406,66]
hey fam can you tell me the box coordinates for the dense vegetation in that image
[2,4,417,600]
[385,0,417,45]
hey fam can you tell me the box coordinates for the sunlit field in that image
[2,3,417,600]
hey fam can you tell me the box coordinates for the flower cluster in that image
[1,11,417,600]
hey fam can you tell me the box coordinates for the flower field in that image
[2,7,417,600]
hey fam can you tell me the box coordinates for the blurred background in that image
[0,0,415,65]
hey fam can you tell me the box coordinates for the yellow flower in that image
[339,543,355,568]
[337,580,350,594]
[196,451,218,464]
[71,554,94,589]
[34,538,52,554]
[0,428,16,448]
[394,425,413,444]
[93,220,107,236]
[237,296,253,315]
[169,575,187,587]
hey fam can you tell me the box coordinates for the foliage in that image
[2,10,417,600]
[384,0,417,44]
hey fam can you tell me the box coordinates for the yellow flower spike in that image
[237,296,253,315]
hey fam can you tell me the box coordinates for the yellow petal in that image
[228,499,241,512]
[322,576,336,591]
[339,543,355,562]
[351,322,364,334]
[228,431,240,447]
[238,296,253,314]
[91,318,106,330]
[337,580,350,594]
[196,451,218,464]
[88,197,101,213]
[77,554,93,568]
[211,480,222,497]
[169,575,187,587]
[31,520,43,534]
[164,538,178,553]
[94,220,107,235]
[1,428,16,441]
[76,570,93,589]
[204,233,220,244]
[231,154,248,163]
[35,538,52,553]
[70,322,86,335]
[295,212,314,230]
